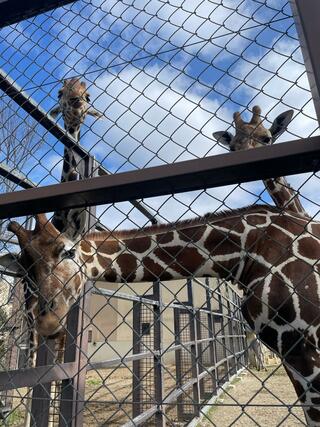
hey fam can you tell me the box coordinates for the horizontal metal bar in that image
[92,287,160,306]
[88,350,159,371]
[0,162,34,189]
[0,136,319,220]
[163,350,245,406]
[0,68,157,223]
[88,337,244,371]
[0,233,19,245]
[0,361,77,391]
[217,334,246,339]
[0,0,76,28]
[122,406,159,427]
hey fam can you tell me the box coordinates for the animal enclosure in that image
[0,1,319,426]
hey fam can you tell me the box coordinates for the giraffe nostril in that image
[262,136,271,144]
[39,300,55,316]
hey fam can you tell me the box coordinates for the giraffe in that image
[50,77,103,239]
[12,78,103,424]
[213,105,309,379]
[213,106,308,217]
[2,204,320,425]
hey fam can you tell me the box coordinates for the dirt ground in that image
[199,366,306,427]
[3,365,307,426]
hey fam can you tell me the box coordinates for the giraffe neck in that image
[51,124,87,239]
[263,177,308,217]
[80,206,279,284]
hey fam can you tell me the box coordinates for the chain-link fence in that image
[0,0,319,426]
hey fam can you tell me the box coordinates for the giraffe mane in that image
[84,204,286,241]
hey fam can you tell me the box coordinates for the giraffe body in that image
[3,205,320,425]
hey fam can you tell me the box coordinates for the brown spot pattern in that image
[126,237,151,253]
[156,232,174,244]
[117,254,137,281]
[298,236,319,259]
[178,225,206,243]
[268,275,296,325]
[154,246,205,276]
[91,267,99,277]
[142,257,173,281]
[98,240,120,255]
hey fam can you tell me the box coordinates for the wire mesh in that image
[0,0,318,426]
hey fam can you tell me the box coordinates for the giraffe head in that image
[0,215,84,338]
[59,78,89,111]
[213,106,294,151]
[50,77,103,139]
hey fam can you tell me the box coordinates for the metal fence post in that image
[173,301,183,421]
[153,280,165,427]
[30,338,56,426]
[187,280,200,418]
[132,283,161,423]
[174,279,200,422]
[132,300,142,418]
[195,309,204,400]
[205,278,217,398]
[290,0,320,124]
[59,155,97,427]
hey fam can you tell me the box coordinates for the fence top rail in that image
[0,135,318,220]
[0,361,77,391]
[0,1,76,28]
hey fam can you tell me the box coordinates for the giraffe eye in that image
[86,95,90,102]
[62,249,76,260]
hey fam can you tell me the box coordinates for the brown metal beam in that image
[0,136,319,220]
[0,1,76,29]
[290,0,320,123]
[0,361,77,391]
[0,162,34,189]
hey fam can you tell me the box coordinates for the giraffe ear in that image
[0,253,23,275]
[50,106,61,118]
[212,131,233,147]
[80,81,87,88]
[269,110,294,141]
[87,108,104,118]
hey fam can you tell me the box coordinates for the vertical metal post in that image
[238,294,248,368]
[225,287,235,377]
[30,338,56,426]
[153,280,165,427]
[173,303,183,421]
[205,279,217,397]
[290,0,320,124]
[195,310,205,400]
[132,301,142,418]
[59,155,97,427]
[174,279,200,421]
[187,280,200,418]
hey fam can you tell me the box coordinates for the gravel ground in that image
[3,365,307,426]
[198,366,306,427]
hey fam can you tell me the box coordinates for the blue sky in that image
[0,0,319,228]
